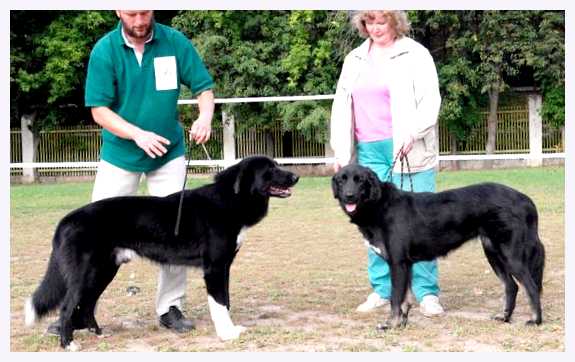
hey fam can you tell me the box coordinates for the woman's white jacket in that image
[329,37,441,173]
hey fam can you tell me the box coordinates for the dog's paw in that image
[24,298,37,327]
[95,328,112,338]
[376,315,406,331]
[375,322,391,331]
[217,324,246,341]
[525,319,542,326]
[65,341,81,352]
[491,313,511,323]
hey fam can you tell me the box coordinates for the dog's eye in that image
[353,175,360,183]
[341,174,348,181]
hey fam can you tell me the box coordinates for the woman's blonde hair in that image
[351,10,411,39]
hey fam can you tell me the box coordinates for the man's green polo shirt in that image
[85,22,214,172]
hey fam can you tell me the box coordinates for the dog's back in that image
[397,182,539,254]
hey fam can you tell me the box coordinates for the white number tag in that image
[154,56,177,90]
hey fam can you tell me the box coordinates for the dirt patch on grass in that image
[10,171,565,351]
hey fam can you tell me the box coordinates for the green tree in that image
[10,10,564,158]
[10,11,117,132]
[413,11,563,154]
[172,10,358,145]
[410,11,483,153]
[530,11,564,129]
[468,11,537,154]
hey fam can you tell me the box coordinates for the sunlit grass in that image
[10,166,564,351]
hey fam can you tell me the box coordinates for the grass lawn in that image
[10,166,564,351]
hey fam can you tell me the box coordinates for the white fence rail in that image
[10,95,565,182]
[10,153,566,171]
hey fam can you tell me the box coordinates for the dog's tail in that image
[530,205,545,294]
[533,238,546,294]
[25,251,67,327]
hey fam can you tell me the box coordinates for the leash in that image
[386,146,414,193]
[174,142,211,236]
[385,148,403,183]
[399,153,414,192]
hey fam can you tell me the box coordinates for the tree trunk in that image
[449,134,459,170]
[485,81,500,154]
[561,125,565,152]
[265,130,275,157]
[450,133,457,154]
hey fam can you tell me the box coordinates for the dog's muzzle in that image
[268,173,299,198]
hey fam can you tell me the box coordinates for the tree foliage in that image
[409,11,483,151]
[531,11,565,128]
[10,10,565,148]
[10,10,117,131]
[409,10,564,152]
[171,10,360,140]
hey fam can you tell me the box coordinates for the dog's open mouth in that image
[345,203,357,214]
[268,186,292,198]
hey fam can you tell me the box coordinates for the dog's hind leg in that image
[519,218,545,325]
[77,302,102,335]
[502,231,543,325]
[481,237,518,323]
[58,288,82,350]
[79,260,121,335]
[402,289,415,317]
[513,269,543,325]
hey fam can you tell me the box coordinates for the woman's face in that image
[365,14,397,47]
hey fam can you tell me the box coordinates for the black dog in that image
[25,156,299,350]
[332,164,545,329]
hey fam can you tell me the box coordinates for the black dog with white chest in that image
[332,164,545,329]
[25,156,299,350]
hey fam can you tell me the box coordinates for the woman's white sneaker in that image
[356,292,389,312]
[419,295,444,317]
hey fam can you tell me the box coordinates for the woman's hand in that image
[333,161,343,173]
[400,134,415,158]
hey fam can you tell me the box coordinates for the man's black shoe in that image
[159,306,195,333]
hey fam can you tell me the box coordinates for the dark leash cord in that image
[174,142,211,236]
[400,153,414,192]
[386,146,414,192]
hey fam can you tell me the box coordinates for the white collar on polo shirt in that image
[121,28,154,66]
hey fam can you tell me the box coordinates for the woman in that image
[330,10,444,316]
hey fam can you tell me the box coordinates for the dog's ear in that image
[233,168,243,194]
[365,168,382,202]
[331,174,340,199]
[215,161,243,194]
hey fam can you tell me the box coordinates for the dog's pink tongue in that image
[345,203,357,213]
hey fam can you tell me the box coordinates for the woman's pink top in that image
[351,56,393,142]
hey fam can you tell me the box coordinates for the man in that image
[47,10,214,334]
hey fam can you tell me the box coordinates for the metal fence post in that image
[528,93,543,167]
[222,111,236,167]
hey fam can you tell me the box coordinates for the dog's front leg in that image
[204,263,246,341]
[379,262,410,330]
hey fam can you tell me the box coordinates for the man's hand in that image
[189,118,212,144]
[133,129,170,159]
[190,90,215,145]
